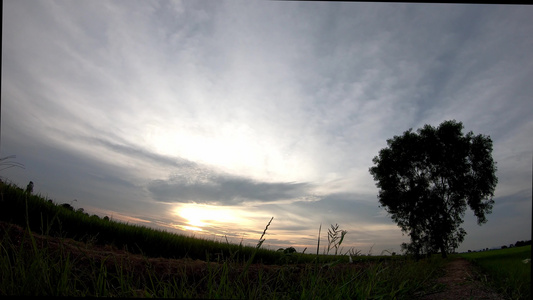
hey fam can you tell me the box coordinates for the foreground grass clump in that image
[460,246,531,300]
[0,181,446,298]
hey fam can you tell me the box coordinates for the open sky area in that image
[1,1,531,254]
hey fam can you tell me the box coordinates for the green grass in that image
[460,246,531,299]
[0,180,281,264]
[0,180,397,265]
[0,227,445,298]
[0,180,447,298]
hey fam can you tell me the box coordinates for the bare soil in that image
[420,257,505,300]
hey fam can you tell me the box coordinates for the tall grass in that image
[460,246,531,300]
[0,181,446,298]
[0,181,281,263]
[0,217,446,298]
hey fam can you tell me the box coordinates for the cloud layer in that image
[147,171,317,205]
[2,1,532,253]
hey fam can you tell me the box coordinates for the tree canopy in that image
[369,120,498,258]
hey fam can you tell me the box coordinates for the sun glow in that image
[143,123,311,183]
[175,203,243,232]
[145,124,263,171]
[183,225,203,232]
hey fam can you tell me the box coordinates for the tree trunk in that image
[440,245,448,258]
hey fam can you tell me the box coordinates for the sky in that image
[1,0,532,255]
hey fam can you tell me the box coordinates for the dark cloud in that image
[80,135,196,170]
[147,172,314,205]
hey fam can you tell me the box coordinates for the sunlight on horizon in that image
[183,225,203,232]
[175,203,249,233]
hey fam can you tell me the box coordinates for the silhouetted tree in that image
[283,247,296,254]
[369,120,497,258]
[61,203,74,211]
[515,240,531,247]
[277,247,297,254]
[26,181,33,194]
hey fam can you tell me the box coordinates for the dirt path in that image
[420,257,504,300]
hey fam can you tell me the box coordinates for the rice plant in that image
[460,246,531,299]
[0,181,447,298]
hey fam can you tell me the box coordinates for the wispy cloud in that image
[2,1,531,253]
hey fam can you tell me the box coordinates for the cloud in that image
[147,170,317,205]
[49,128,197,173]
[2,1,531,254]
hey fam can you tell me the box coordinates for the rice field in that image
[459,245,531,299]
[1,180,527,298]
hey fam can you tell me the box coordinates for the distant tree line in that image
[467,240,531,252]
[58,202,110,221]
[20,180,112,222]
[499,240,532,250]
[513,240,531,247]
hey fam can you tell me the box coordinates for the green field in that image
[459,246,531,299]
[1,180,529,298]
[0,181,448,298]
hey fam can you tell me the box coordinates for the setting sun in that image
[175,203,243,232]
[3,0,531,266]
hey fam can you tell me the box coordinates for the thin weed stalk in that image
[238,217,273,282]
